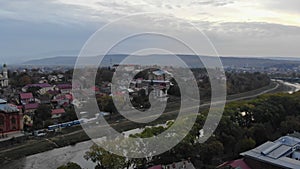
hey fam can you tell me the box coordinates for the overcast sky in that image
[0,0,300,63]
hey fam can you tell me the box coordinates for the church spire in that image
[2,63,8,87]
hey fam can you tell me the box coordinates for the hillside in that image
[22,55,300,68]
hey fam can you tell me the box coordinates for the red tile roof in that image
[24,103,39,110]
[51,108,65,115]
[56,84,72,89]
[65,94,73,100]
[20,93,33,99]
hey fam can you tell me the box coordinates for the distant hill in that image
[22,55,128,67]
[263,57,300,61]
[23,56,77,66]
[22,55,300,68]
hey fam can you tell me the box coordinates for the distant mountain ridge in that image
[22,55,300,68]
[23,56,77,66]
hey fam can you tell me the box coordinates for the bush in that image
[57,162,82,169]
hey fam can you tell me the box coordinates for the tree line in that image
[66,91,300,169]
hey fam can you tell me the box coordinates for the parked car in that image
[34,130,47,137]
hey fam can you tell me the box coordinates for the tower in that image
[1,64,8,87]
[3,64,8,79]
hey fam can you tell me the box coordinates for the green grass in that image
[0,140,57,163]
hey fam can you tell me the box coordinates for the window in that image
[11,117,16,124]
[0,116,4,125]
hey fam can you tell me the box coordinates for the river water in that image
[276,80,300,94]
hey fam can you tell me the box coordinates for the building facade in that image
[0,99,22,134]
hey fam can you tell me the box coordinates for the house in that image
[57,74,64,79]
[55,84,72,94]
[100,82,111,94]
[20,92,34,104]
[38,95,51,104]
[24,103,39,114]
[47,90,60,96]
[19,92,40,114]
[52,94,72,107]
[48,75,58,82]
[219,133,300,169]
[38,77,48,84]
[241,134,300,169]
[0,99,22,134]
[51,108,65,119]
[22,83,53,95]
[148,70,172,81]
[142,80,171,99]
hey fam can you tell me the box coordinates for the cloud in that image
[190,0,235,7]
[206,22,300,38]
[200,21,300,57]
[0,0,300,61]
[262,0,300,15]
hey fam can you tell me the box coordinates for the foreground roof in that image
[241,135,300,169]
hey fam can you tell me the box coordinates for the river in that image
[275,80,300,94]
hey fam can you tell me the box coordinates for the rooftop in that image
[24,103,39,110]
[0,99,7,104]
[241,134,300,169]
[51,108,65,115]
[20,93,34,99]
[0,99,19,113]
[56,84,72,89]
[152,70,172,76]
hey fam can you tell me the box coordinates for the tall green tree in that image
[84,144,126,169]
